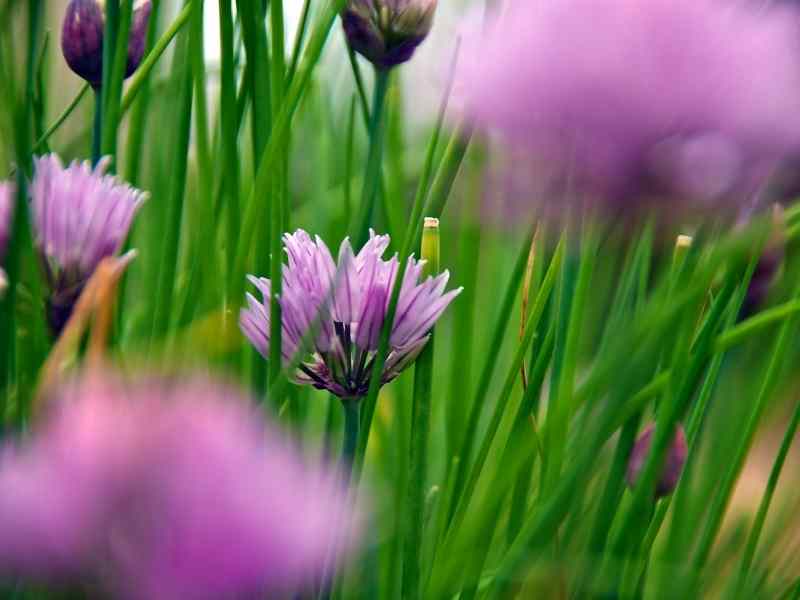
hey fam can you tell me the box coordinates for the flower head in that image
[626,422,688,498]
[241,229,461,399]
[459,0,800,214]
[342,0,436,69]
[61,0,152,87]
[0,373,360,597]
[29,154,145,336]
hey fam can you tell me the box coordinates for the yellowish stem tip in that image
[676,234,693,249]
[424,217,439,229]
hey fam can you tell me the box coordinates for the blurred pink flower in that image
[0,182,12,264]
[0,374,360,598]
[459,0,800,214]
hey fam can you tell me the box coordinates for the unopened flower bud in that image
[61,0,152,88]
[626,422,687,498]
[342,0,436,70]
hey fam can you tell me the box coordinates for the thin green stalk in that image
[123,0,161,185]
[148,35,193,345]
[401,220,439,600]
[91,88,103,165]
[690,275,800,574]
[341,400,360,486]
[121,2,193,114]
[100,0,119,119]
[444,229,534,524]
[232,0,346,305]
[736,399,800,584]
[350,68,390,248]
[218,0,241,284]
[0,0,41,402]
[33,83,89,152]
[287,0,312,84]
[101,0,134,162]
[443,237,565,546]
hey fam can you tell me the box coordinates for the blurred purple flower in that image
[29,154,145,337]
[0,374,360,597]
[0,182,13,265]
[241,229,461,399]
[626,422,688,498]
[61,0,152,87]
[342,0,437,69]
[459,0,800,214]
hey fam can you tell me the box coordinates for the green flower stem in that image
[148,35,193,345]
[91,87,103,166]
[442,236,565,549]
[401,220,439,600]
[33,83,89,153]
[341,399,360,486]
[687,274,800,587]
[350,67,390,248]
[732,397,800,593]
[101,0,134,163]
[443,229,534,526]
[218,0,240,285]
[351,51,459,482]
[231,0,346,305]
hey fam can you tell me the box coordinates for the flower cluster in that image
[342,0,437,69]
[459,0,800,213]
[61,0,152,87]
[241,229,461,399]
[29,154,145,336]
[0,374,359,598]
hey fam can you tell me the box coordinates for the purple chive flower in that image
[0,182,13,265]
[29,154,145,337]
[61,0,152,88]
[241,229,461,400]
[626,422,688,498]
[0,373,360,597]
[459,0,800,214]
[342,0,437,69]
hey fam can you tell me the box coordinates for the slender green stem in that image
[401,222,439,600]
[341,400,360,487]
[690,274,800,578]
[33,83,89,152]
[91,88,103,165]
[350,68,390,248]
[737,399,800,584]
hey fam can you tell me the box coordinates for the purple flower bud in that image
[61,0,152,87]
[29,154,146,337]
[342,0,436,69]
[240,229,461,399]
[626,423,688,498]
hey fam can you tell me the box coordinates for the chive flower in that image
[626,422,688,498]
[29,154,146,337]
[240,229,461,400]
[459,0,800,211]
[342,0,437,69]
[61,0,152,87]
[0,374,360,597]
